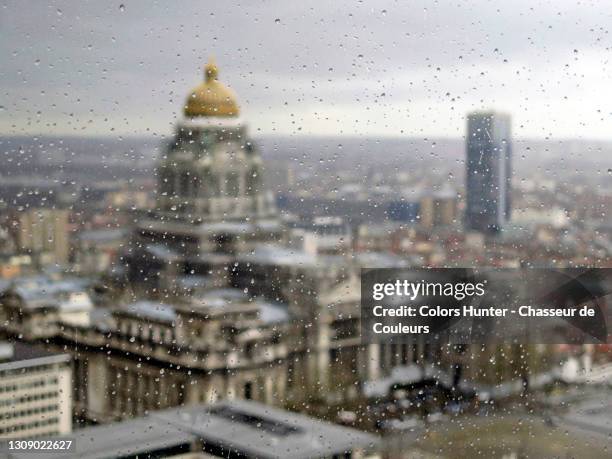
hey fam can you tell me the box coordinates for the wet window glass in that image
[0,1,610,458]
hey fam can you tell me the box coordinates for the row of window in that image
[0,391,59,407]
[0,416,59,435]
[159,169,259,198]
[118,320,176,345]
[0,376,58,393]
[0,404,59,421]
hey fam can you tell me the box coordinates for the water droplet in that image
[119,4,125,12]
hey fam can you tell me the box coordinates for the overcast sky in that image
[1,0,612,139]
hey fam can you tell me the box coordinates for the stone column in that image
[364,343,380,381]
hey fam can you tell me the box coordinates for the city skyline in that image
[2,1,612,140]
[0,6,611,455]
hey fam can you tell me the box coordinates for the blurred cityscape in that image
[0,43,611,459]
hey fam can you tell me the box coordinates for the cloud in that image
[2,0,612,138]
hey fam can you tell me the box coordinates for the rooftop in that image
[0,275,93,311]
[8,400,378,459]
[353,251,410,268]
[0,341,70,372]
[238,244,322,267]
[122,300,177,323]
[76,228,127,243]
[192,290,290,324]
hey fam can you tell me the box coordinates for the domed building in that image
[128,59,282,289]
[157,58,276,222]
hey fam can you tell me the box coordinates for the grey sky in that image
[1,0,612,139]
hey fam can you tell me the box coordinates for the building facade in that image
[419,188,458,230]
[0,342,72,439]
[16,209,70,267]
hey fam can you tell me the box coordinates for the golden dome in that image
[184,58,240,118]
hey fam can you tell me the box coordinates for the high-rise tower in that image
[465,111,512,233]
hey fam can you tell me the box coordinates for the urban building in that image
[16,208,70,267]
[0,341,72,439]
[465,111,512,233]
[8,400,380,459]
[387,199,420,223]
[0,263,422,423]
[0,276,93,340]
[74,228,127,274]
[419,187,458,230]
[122,58,281,293]
[288,216,352,255]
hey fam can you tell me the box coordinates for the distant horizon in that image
[5,132,612,144]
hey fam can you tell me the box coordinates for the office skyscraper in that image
[465,111,512,233]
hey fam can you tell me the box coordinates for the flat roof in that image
[7,400,378,459]
[5,416,195,459]
[120,300,177,323]
[0,342,71,372]
[1,275,93,311]
[154,400,378,459]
